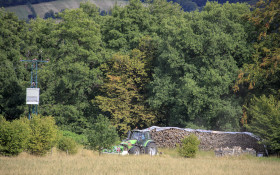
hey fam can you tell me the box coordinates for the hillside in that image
[5,0,258,20]
[5,0,128,20]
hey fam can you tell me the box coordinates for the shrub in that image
[178,134,200,158]
[61,130,88,145]
[87,115,119,155]
[0,116,31,156]
[0,116,30,156]
[27,115,58,156]
[57,136,78,155]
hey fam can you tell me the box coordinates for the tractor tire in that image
[129,146,141,155]
[145,142,158,156]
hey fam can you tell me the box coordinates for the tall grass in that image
[0,148,279,175]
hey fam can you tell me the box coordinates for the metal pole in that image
[20,58,48,119]
[35,61,38,88]
[28,105,31,120]
[30,63,33,88]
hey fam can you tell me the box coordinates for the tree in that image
[235,0,280,93]
[37,8,105,133]
[246,95,280,153]
[148,2,251,130]
[235,0,280,128]
[0,9,27,120]
[87,115,119,155]
[80,2,101,21]
[95,50,155,136]
[101,0,155,51]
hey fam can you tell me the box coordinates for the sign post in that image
[26,88,40,105]
[21,58,48,119]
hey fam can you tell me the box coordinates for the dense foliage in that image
[245,95,280,153]
[1,0,279,153]
[234,0,280,152]
[57,136,78,155]
[0,115,58,156]
[61,130,88,145]
[27,115,58,155]
[95,50,156,136]
[0,116,30,156]
[177,134,200,158]
[87,115,119,155]
[147,2,252,131]
[0,9,27,121]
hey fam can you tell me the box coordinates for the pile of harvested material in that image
[144,126,264,152]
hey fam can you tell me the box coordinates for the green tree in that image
[101,0,155,51]
[0,9,27,120]
[37,8,105,133]
[87,115,119,155]
[148,2,251,130]
[80,2,101,21]
[246,95,280,153]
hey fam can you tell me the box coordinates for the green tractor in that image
[103,129,158,155]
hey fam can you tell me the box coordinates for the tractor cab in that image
[127,130,151,141]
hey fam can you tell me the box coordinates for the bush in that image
[27,115,58,156]
[57,136,78,155]
[87,115,119,155]
[178,134,200,158]
[0,116,30,156]
[61,130,88,145]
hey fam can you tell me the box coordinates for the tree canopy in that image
[1,0,279,152]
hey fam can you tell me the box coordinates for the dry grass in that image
[0,148,279,175]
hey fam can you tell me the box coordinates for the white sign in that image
[26,88,40,105]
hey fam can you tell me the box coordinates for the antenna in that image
[20,58,49,119]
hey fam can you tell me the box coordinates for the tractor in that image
[103,129,158,155]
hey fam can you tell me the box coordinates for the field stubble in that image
[0,148,279,175]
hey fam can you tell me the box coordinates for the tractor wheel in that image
[129,146,141,155]
[145,142,158,156]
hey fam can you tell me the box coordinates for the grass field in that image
[4,5,31,20]
[0,148,279,175]
[5,0,128,20]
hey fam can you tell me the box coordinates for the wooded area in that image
[0,0,279,153]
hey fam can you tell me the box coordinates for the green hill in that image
[5,0,128,20]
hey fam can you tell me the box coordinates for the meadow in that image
[0,148,279,175]
[5,0,128,20]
